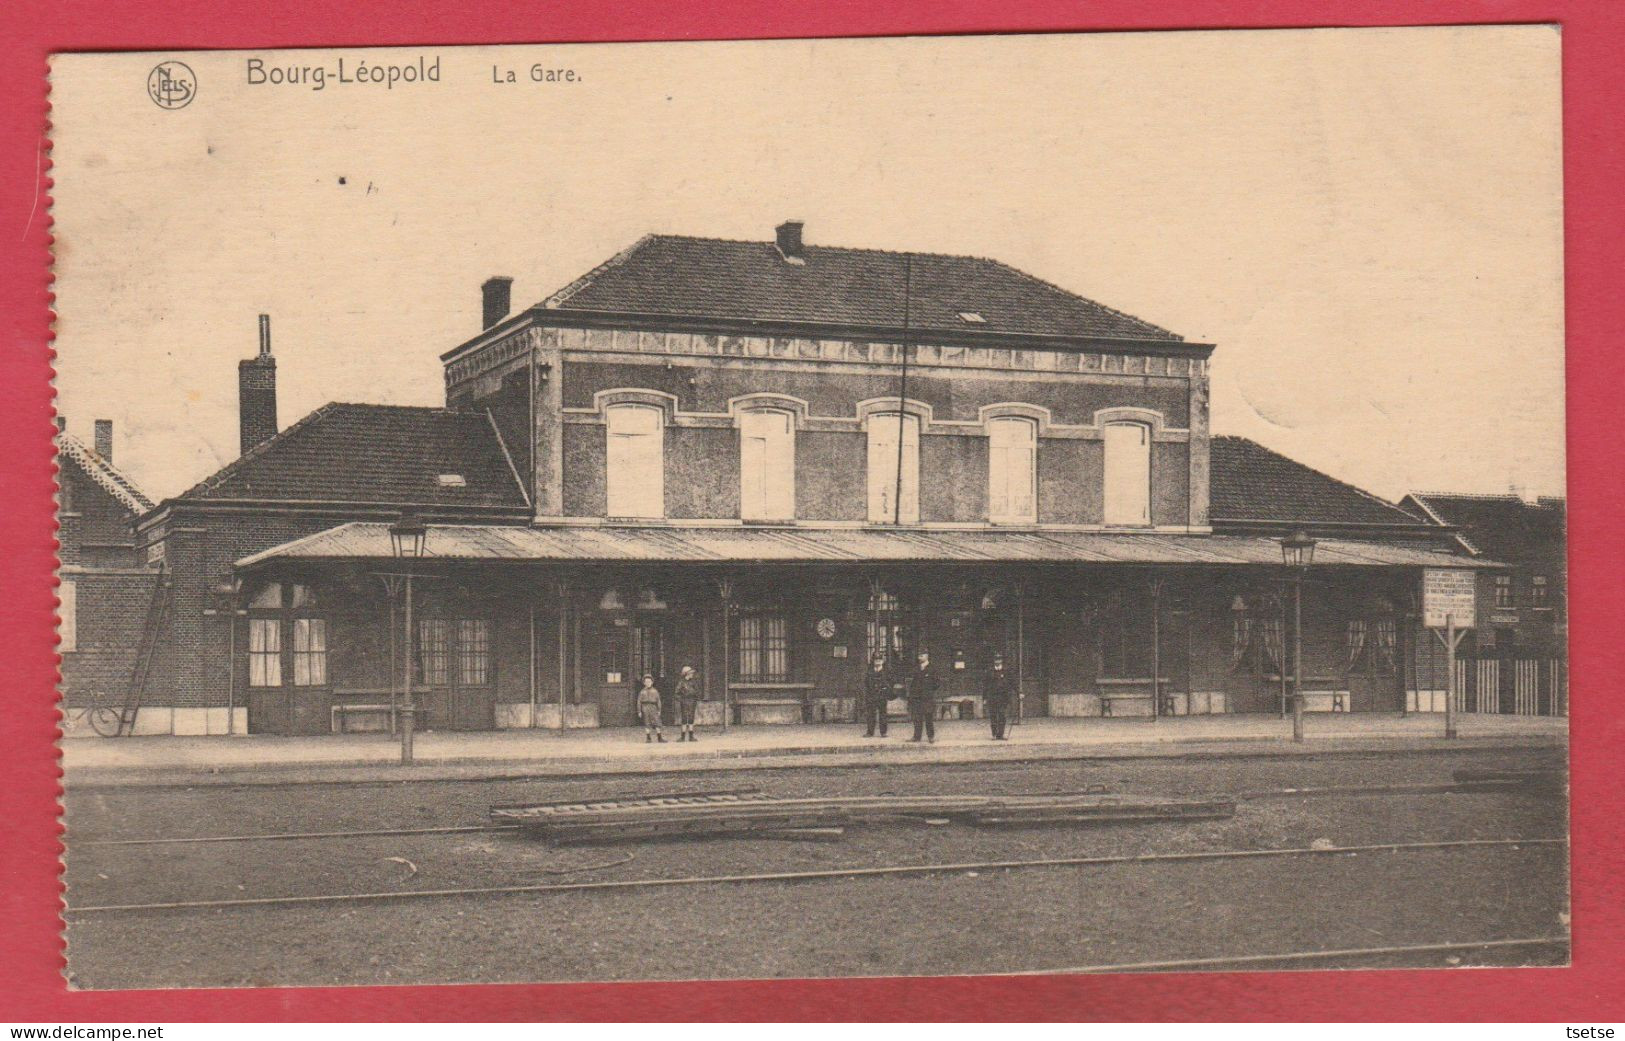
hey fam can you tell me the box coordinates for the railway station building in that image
[106,222,1497,737]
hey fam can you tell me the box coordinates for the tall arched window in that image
[987,417,1037,523]
[867,412,920,524]
[1102,421,1152,526]
[605,403,664,518]
[739,409,795,521]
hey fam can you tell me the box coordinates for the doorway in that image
[594,617,672,726]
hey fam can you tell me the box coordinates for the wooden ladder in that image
[116,563,170,737]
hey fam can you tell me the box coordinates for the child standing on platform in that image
[638,673,665,743]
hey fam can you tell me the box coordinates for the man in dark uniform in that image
[907,650,940,743]
[863,653,891,737]
[984,653,1012,740]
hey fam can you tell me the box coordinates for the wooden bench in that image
[331,703,397,734]
[730,683,814,725]
[1097,678,1173,717]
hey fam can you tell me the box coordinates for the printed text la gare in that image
[492,64,580,84]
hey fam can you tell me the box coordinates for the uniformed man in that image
[863,653,891,737]
[907,650,940,743]
[984,653,1012,740]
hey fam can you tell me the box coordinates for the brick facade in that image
[448,324,1213,530]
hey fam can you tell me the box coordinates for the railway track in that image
[64,835,1564,916]
[71,776,1555,849]
[1013,936,1570,974]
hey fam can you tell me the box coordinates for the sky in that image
[49,26,1565,505]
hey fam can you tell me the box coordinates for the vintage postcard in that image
[51,27,1567,990]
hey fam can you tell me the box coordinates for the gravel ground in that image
[61,747,1569,989]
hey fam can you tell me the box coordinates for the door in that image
[245,615,331,735]
[592,619,670,726]
[631,622,670,724]
[447,619,496,730]
[595,622,636,727]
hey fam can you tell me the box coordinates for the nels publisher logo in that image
[147,60,196,110]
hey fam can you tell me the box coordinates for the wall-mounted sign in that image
[1422,569,1476,629]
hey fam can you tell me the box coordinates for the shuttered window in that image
[867,413,920,524]
[1103,421,1152,526]
[987,417,1037,523]
[58,580,76,653]
[605,404,664,518]
[740,410,795,521]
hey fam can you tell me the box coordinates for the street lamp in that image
[390,509,428,765]
[1280,530,1317,743]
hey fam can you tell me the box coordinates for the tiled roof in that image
[175,403,530,510]
[1401,492,1566,561]
[1210,436,1429,529]
[240,522,1492,571]
[57,433,153,514]
[543,234,1183,342]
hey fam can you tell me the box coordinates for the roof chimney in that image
[775,220,805,263]
[93,419,113,462]
[239,314,278,455]
[53,415,66,433]
[482,276,513,330]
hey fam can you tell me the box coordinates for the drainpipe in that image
[1015,581,1026,725]
[557,580,569,733]
[225,598,236,735]
[528,602,537,728]
[1150,576,1162,722]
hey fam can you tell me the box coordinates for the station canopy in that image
[237,522,1496,571]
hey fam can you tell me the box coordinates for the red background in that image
[3,0,1620,1022]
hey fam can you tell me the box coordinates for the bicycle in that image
[65,698,124,737]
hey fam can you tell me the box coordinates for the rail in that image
[64,836,1565,916]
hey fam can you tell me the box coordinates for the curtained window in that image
[458,619,491,686]
[292,618,328,687]
[737,612,790,682]
[417,619,451,686]
[248,618,282,687]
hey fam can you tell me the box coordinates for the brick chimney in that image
[775,220,805,263]
[239,314,278,455]
[93,419,113,462]
[482,276,513,330]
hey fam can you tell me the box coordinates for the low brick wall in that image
[1049,691,1229,717]
[502,703,602,729]
[60,706,248,738]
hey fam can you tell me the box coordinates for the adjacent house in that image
[1400,491,1567,715]
[56,418,160,731]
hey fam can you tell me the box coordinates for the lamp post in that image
[389,509,428,765]
[1280,530,1317,743]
